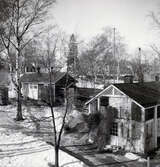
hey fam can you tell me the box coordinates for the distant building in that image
[86,81,160,153]
[76,87,102,109]
[20,70,76,106]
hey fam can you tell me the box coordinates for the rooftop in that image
[21,71,71,84]
[114,82,160,108]
[76,87,102,99]
[86,81,160,108]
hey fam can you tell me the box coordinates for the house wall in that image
[157,118,160,137]
[108,96,144,153]
[22,83,29,99]
[22,83,38,100]
[89,100,98,114]
[109,96,130,147]
[95,94,144,153]
[142,105,160,153]
[157,117,160,147]
[145,119,155,152]
[8,80,17,98]
[87,85,160,153]
[28,83,38,100]
[0,86,8,105]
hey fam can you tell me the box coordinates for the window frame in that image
[145,107,154,121]
[157,106,160,118]
[110,122,118,136]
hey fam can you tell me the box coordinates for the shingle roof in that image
[20,71,67,83]
[114,82,160,107]
[86,81,160,108]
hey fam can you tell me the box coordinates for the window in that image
[131,102,141,122]
[110,122,118,136]
[158,120,160,129]
[146,122,153,138]
[100,96,109,106]
[145,108,154,121]
[111,107,118,118]
[157,106,160,118]
[30,84,37,89]
[119,107,126,118]
[33,85,37,89]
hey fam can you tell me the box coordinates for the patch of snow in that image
[138,158,147,162]
[0,105,85,167]
[0,127,84,167]
[125,152,140,160]
[88,138,94,144]
[0,148,83,167]
[104,145,112,150]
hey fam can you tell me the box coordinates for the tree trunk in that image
[55,145,59,167]
[16,84,23,121]
[15,41,23,121]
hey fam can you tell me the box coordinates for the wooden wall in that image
[0,86,8,105]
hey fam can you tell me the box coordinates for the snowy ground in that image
[0,127,84,167]
[1,104,160,167]
[0,105,84,167]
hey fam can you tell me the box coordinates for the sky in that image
[51,0,160,53]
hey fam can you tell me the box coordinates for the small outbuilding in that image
[85,81,160,153]
[21,71,77,106]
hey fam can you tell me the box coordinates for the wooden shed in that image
[86,82,160,153]
[21,71,77,106]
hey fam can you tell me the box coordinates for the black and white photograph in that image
[0,0,160,166]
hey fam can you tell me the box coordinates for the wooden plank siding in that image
[0,86,8,105]
[87,86,146,153]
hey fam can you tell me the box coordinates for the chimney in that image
[124,75,133,83]
[138,47,144,83]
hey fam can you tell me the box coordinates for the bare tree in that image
[79,27,127,87]
[41,30,73,167]
[0,0,55,121]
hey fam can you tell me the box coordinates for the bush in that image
[87,112,102,130]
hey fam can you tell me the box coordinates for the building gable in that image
[85,85,125,105]
[85,84,146,109]
[100,85,124,96]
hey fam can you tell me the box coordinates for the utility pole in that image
[113,27,116,83]
[117,41,120,83]
[138,47,143,83]
[139,47,141,65]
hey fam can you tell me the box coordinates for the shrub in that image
[87,112,102,130]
